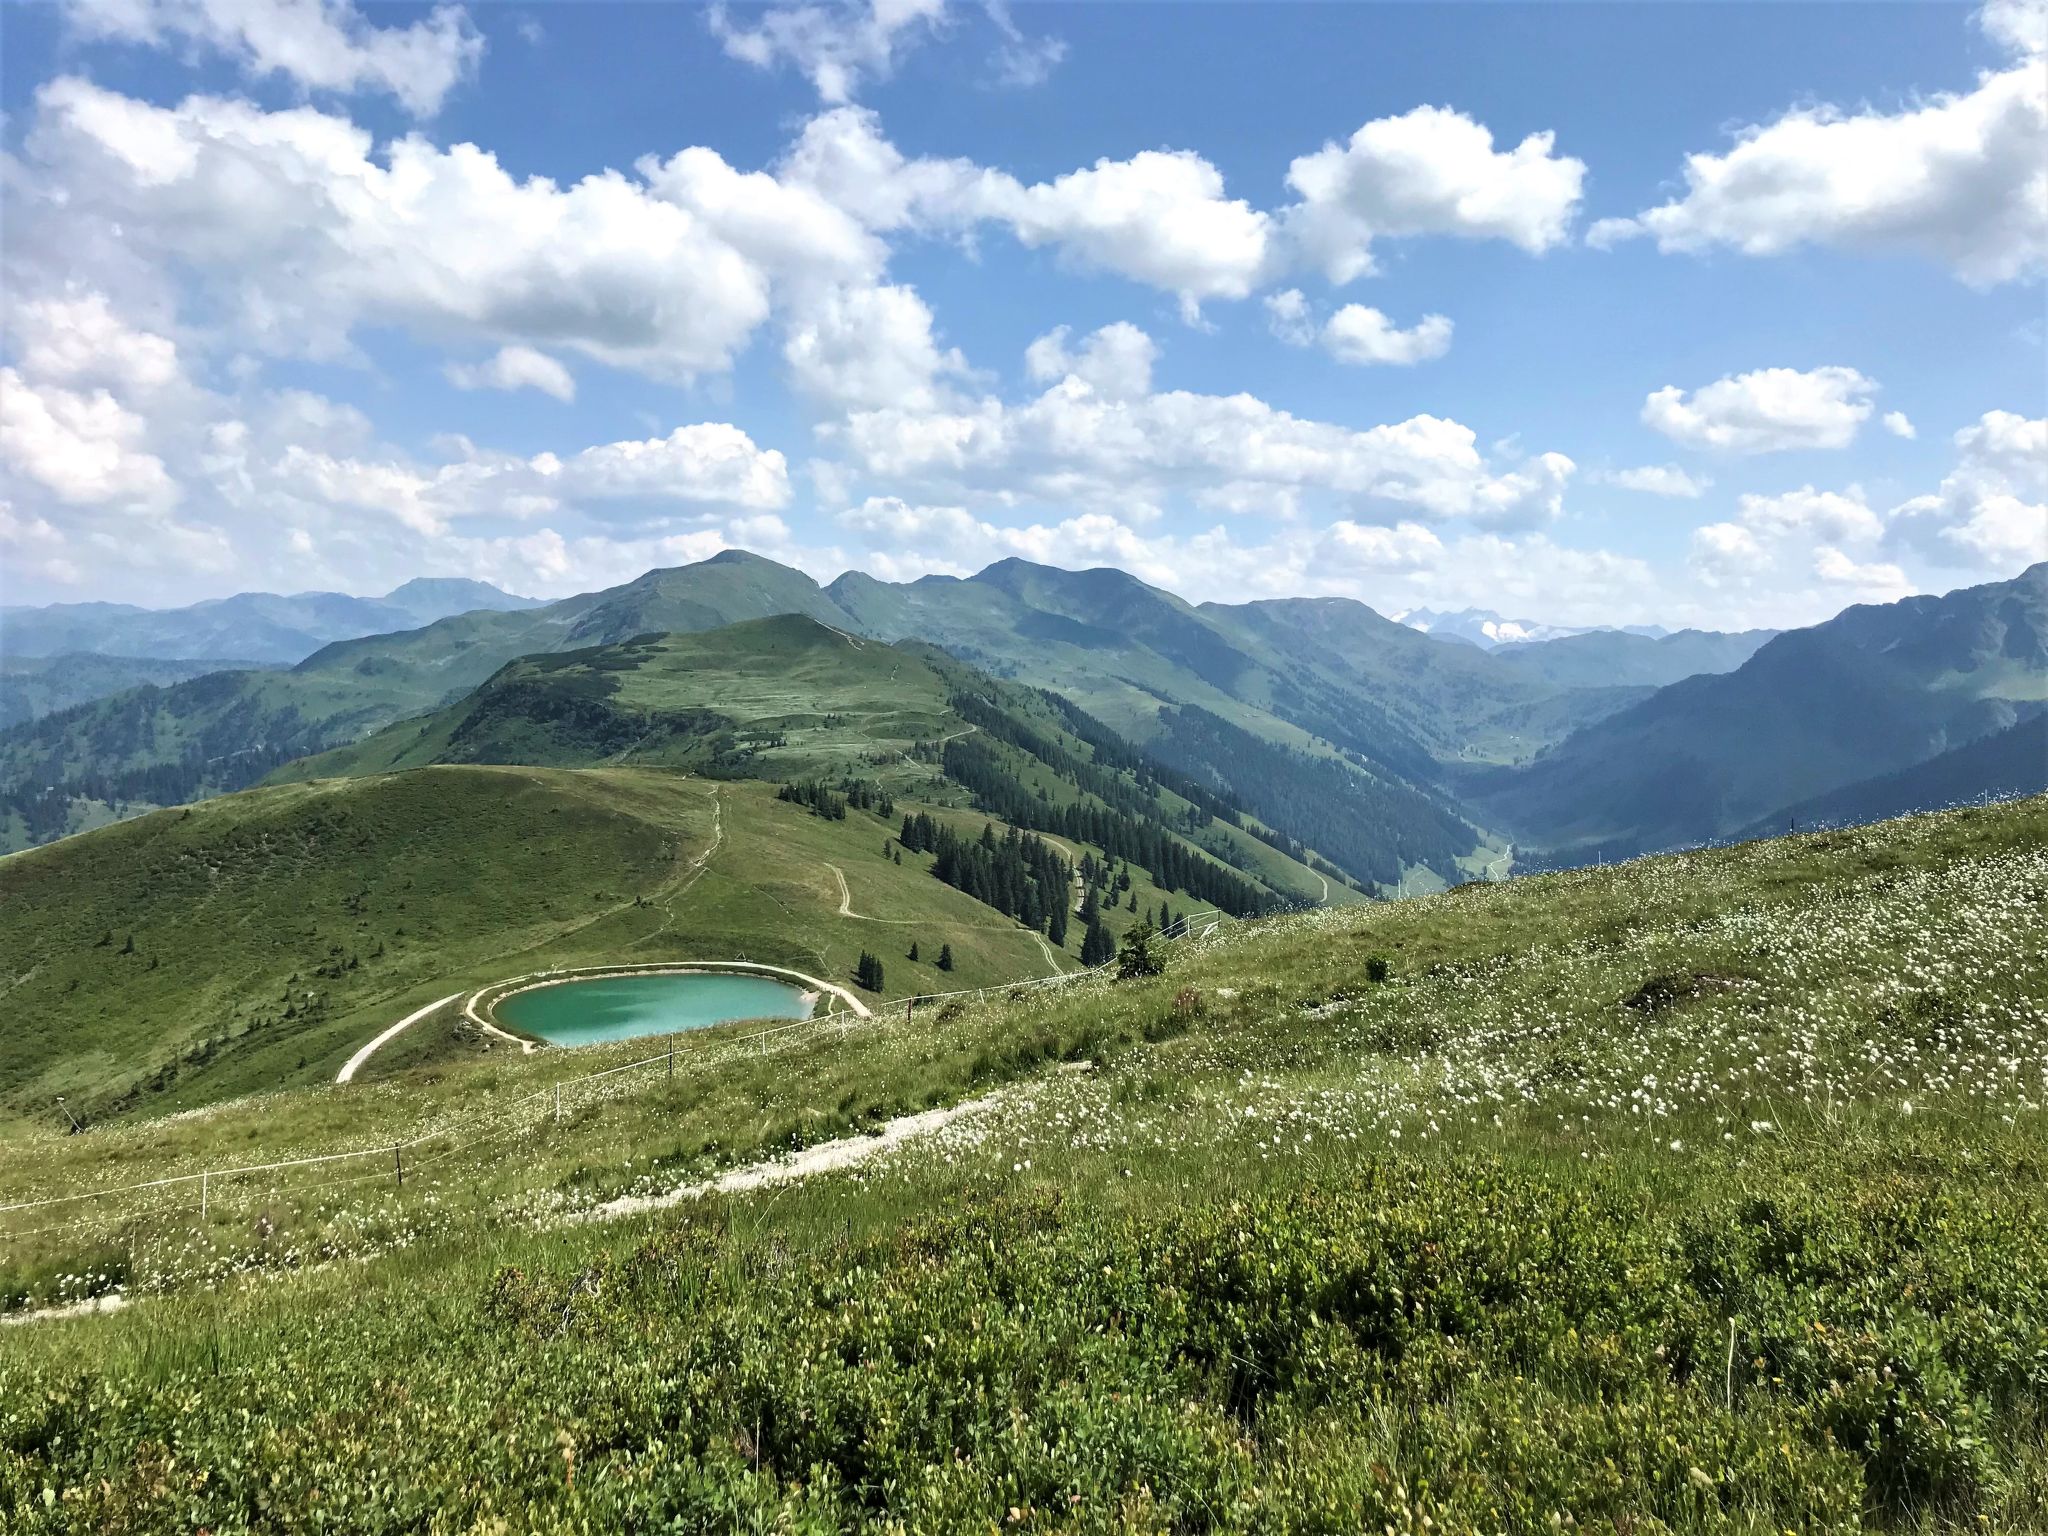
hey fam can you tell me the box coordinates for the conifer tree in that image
[1116,919,1165,979]
[908,941,921,962]
[937,943,954,972]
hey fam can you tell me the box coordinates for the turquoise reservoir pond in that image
[494,971,814,1047]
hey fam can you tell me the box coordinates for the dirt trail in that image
[335,993,463,1084]
[586,1093,1001,1222]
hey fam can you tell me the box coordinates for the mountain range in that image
[1396,606,1673,649]
[0,577,540,665]
[0,553,2040,875]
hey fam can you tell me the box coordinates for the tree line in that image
[897,814,1071,945]
[937,735,1268,916]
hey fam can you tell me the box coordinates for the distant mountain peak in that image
[383,576,535,604]
[1397,606,1669,650]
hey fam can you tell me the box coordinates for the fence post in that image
[200,1169,208,1222]
[554,1083,561,1125]
[667,1050,674,1082]
[394,1145,403,1187]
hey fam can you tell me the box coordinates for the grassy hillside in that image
[276,616,1352,906]
[0,555,861,853]
[0,764,1132,1126]
[273,615,960,785]
[1,797,2042,1530]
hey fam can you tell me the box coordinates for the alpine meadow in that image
[2,1,2045,1532]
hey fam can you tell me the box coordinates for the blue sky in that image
[1,0,2042,629]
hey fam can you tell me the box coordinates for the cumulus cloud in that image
[1888,408,2048,569]
[1023,322,1156,399]
[17,78,792,381]
[708,0,947,104]
[1735,485,1885,543]
[1262,290,1452,365]
[0,279,797,600]
[782,282,965,410]
[8,288,182,395]
[1281,105,1586,283]
[64,0,483,117]
[1643,366,1878,453]
[1689,480,1897,604]
[1263,289,1317,346]
[1319,304,1453,366]
[818,321,1573,529]
[1597,464,1710,498]
[1882,410,1917,439]
[445,345,576,402]
[1812,544,1912,598]
[777,103,1575,320]
[0,367,179,510]
[1589,3,2048,285]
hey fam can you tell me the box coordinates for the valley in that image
[5,553,2038,882]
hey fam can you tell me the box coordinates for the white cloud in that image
[1689,520,1767,581]
[1980,0,2048,58]
[1598,464,1710,498]
[1887,408,2048,569]
[1264,290,1451,365]
[984,0,1065,88]
[1735,486,1885,544]
[549,423,791,511]
[782,282,964,410]
[1319,304,1453,366]
[1813,545,1912,598]
[1590,4,2047,285]
[1882,410,1917,440]
[445,344,576,402]
[778,103,1568,319]
[820,321,1573,529]
[64,0,484,117]
[248,419,790,542]
[1688,481,1900,607]
[8,288,183,395]
[0,367,179,510]
[1023,321,1156,399]
[1282,105,1586,283]
[18,78,835,382]
[1263,289,1316,346]
[975,150,1274,316]
[708,0,947,104]
[1642,366,1878,453]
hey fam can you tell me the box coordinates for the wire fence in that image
[0,915,1233,1242]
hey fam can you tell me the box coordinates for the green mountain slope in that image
[0,654,270,731]
[1472,563,2048,863]
[0,556,867,853]
[278,615,1349,911]
[1492,625,1776,690]
[4,797,2042,1528]
[0,761,1142,1123]
[1733,711,2047,839]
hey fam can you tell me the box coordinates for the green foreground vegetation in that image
[2,797,2044,1530]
